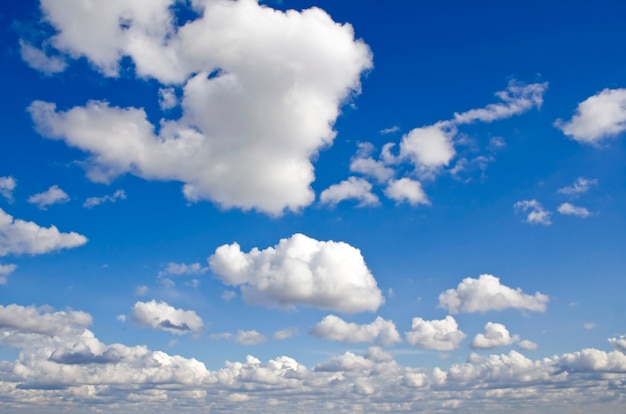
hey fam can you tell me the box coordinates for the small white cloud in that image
[83,189,126,208]
[0,263,17,285]
[116,314,127,323]
[384,178,429,206]
[158,87,178,110]
[514,199,552,225]
[350,157,395,184]
[222,290,237,301]
[273,327,299,340]
[319,177,380,207]
[557,203,591,218]
[209,233,384,313]
[555,88,626,144]
[518,339,538,350]
[438,274,549,314]
[399,123,456,171]
[487,136,506,151]
[159,262,208,277]
[235,330,267,346]
[584,323,596,330]
[310,315,401,346]
[0,208,87,256]
[135,285,149,297]
[405,316,466,351]
[19,40,67,75]
[27,185,70,210]
[0,177,16,202]
[471,322,520,349]
[557,177,597,197]
[131,300,204,335]
[380,126,400,135]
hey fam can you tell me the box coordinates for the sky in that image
[0,0,625,412]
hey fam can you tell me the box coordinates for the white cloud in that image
[19,40,67,75]
[319,177,380,207]
[584,323,596,330]
[310,315,401,346]
[27,185,70,209]
[235,330,267,346]
[471,322,520,349]
[273,327,299,341]
[350,157,395,184]
[555,88,626,144]
[158,87,178,110]
[518,339,538,351]
[384,178,429,206]
[135,285,149,296]
[380,125,400,135]
[0,263,17,285]
[209,233,384,313]
[0,176,16,202]
[557,177,597,197]
[0,208,87,256]
[399,123,456,171]
[159,262,208,277]
[131,300,204,335]
[557,202,591,218]
[28,0,373,215]
[83,189,126,208]
[609,336,626,353]
[514,199,552,225]
[405,316,466,351]
[438,274,549,314]
[452,81,548,124]
[0,304,91,336]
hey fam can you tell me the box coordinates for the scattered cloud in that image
[557,202,591,218]
[0,263,17,284]
[384,178,429,206]
[158,87,178,110]
[209,233,384,313]
[131,300,204,335]
[27,185,70,209]
[273,327,299,341]
[380,126,400,135]
[0,208,87,256]
[19,40,67,75]
[518,339,538,350]
[555,88,626,144]
[438,274,549,314]
[159,262,208,277]
[0,176,16,202]
[399,123,457,172]
[471,322,520,349]
[405,316,466,351]
[514,199,552,225]
[557,177,597,197]
[83,189,126,208]
[319,177,380,207]
[310,315,401,346]
[609,336,626,353]
[350,143,395,183]
[234,330,267,346]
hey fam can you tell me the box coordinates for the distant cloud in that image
[210,330,268,345]
[0,208,87,256]
[609,336,626,353]
[209,233,384,313]
[273,327,299,340]
[555,88,626,144]
[558,203,591,218]
[131,300,204,335]
[0,263,17,284]
[471,322,520,349]
[584,323,596,330]
[27,185,70,209]
[0,176,16,202]
[557,177,597,197]
[514,199,552,225]
[518,339,538,350]
[405,316,466,351]
[159,262,208,277]
[384,178,429,206]
[310,315,401,346]
[320,177,380,207]
[380,126,400,135]
[83,189,126,208]
[134,285,149,297]
[19,40,67,75]
[439,274,549,314]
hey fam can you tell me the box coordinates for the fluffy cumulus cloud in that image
[558,202,591,218]
[131,300,204,335]
[514,199,552,225]
[555,88,626,144]
[349,142,395,183]
[0,176,16,202]
[518,339,539,351]
[27,0,373,215]
[471,322,520,349]
[310,315,401,346]
[384,178,429,206]
[27,185,70,209]
[319,177,380,207]
[558,177,597,197]
[83,189,126,208]
[438,274,549,314]
[0,208,87,256]
[208,233,384,313]
[0,303,625,412]
[399,123,457,172]
[405,316,466,351]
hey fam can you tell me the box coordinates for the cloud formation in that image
[557,203,591,218]
[310,315,401,346]
[438,274,549,314]
[27,0,373,215]
[384,178,429,206]
[131,300,204,335]
[83,189,126,208]
[319,177,380,207]
[514,199,552,225]
[405,316,466,350]
[27,185,70,209]
[209,233,384,313]
[557,177,597,197]
[471,322,520,349]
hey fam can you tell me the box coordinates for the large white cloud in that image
[555,88,626,144]
[0,208,87,256]
[131,300,204,335]
[310,315,401,346]
[208,233,384,313]
[27,0,373,215]
[438,274,549,314]
[405,316,466,351]
[471,322,520,349]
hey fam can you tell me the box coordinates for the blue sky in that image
[0,0,625,412]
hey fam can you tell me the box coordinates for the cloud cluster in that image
[405,316,466,351]
[27,185,70,209]
[27,0,373,215]
[514,199,552,225]
[131,300,204,334]
[209,233,384,313]
[310,315,401,346]
[438,274,549,314]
